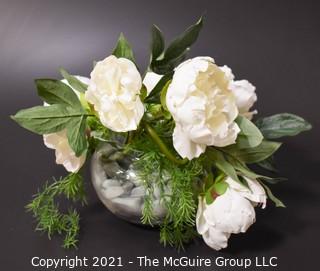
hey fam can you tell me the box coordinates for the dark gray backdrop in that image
[1,0,319,270]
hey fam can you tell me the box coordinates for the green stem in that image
[144,122,188,166]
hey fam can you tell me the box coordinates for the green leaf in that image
[226,155,285,184]
[206,148,240,183]
[255,113,312,139]
[59,68,88,93]
[235,115,263,148]
[35,79,82,108]
[112,33,135,62]
[11,105,84,134]
[205,191,214,205]
[144,72,173,103]
[150,17,203,74]
[163,16,203,62]
[223,140,281,164]
[66,116,88,156]
[151,25,165,61]
[160,80,171,111]
[152,50,189,74]
[139,85,148,102]
[205,179,228,205]
[260,182,286,208]
[213,181,228,195]
[256,156,277,172]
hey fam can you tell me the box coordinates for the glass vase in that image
[90,143,168,225]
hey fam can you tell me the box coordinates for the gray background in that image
[1,0,320,270]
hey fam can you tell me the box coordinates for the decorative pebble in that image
[131,186,146,197]
[102,186,125,199]
[112,197,142,214]
[122,181,134,193]
[102,179,121,189]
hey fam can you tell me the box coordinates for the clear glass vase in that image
[90,143,168,224]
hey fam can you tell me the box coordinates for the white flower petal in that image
[220,65,257,120]
[85,55,143,132]
[43,130,85,173]
[196,197,209,235]
[202,227,231,251]
[219,65,235,81]
[143,72,163,95]
[226,176,267,208]
[166,57,240,159]
[172,124,206,159]
[204,189,256,234]
[42,77,88,173]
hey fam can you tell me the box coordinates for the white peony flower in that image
[143,71,163,95]
[43,76,88,173]
[220,65,257,120]
[166,57,240,160]
[43,130,86,173]
[85,55,144,132]
[225,176,267,208]
[203,189,256,234]
[196,196,230,250]
[196,176,266,250]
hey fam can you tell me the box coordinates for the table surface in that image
[1,0,320,270]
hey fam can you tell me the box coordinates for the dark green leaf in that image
[163,17,203,62]
[35,79,82,108]
[151,50,189,74]
[59,68,88,93]
[150,17,203,74]
[226,155,285,184]
[151,25,165,61]
[11,105,85,134]
[260,182,286,207]
[256,156,277,172]
[255,113,312,139]
[66,116,88,156]
[223,140,281,164]
[206,148,240,183]
[235,115,263,148]
[112,33,135,62]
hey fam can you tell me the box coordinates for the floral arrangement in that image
[12,17,311,250]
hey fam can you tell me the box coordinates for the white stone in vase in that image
[122,181,134,193]
[153,185,161,199]
[126,169,142,186]
[131,186,146,197]
[102,186,125,199]
[112,197,143,214]
[151,199,167,218]
[102,179,121,189]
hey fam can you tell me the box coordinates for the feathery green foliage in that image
[126,118,203,249]
[26,173,86,248]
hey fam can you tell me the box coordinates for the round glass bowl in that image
[90,143,168,224]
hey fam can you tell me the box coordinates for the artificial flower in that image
[43,130,86,173]
[225,176,267,208]
[166,57,240,159]
[196,196,230,250]
[42,76,88,172]
[85,55,144,132]
[196,175,267,250]
[220,65,257,119]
